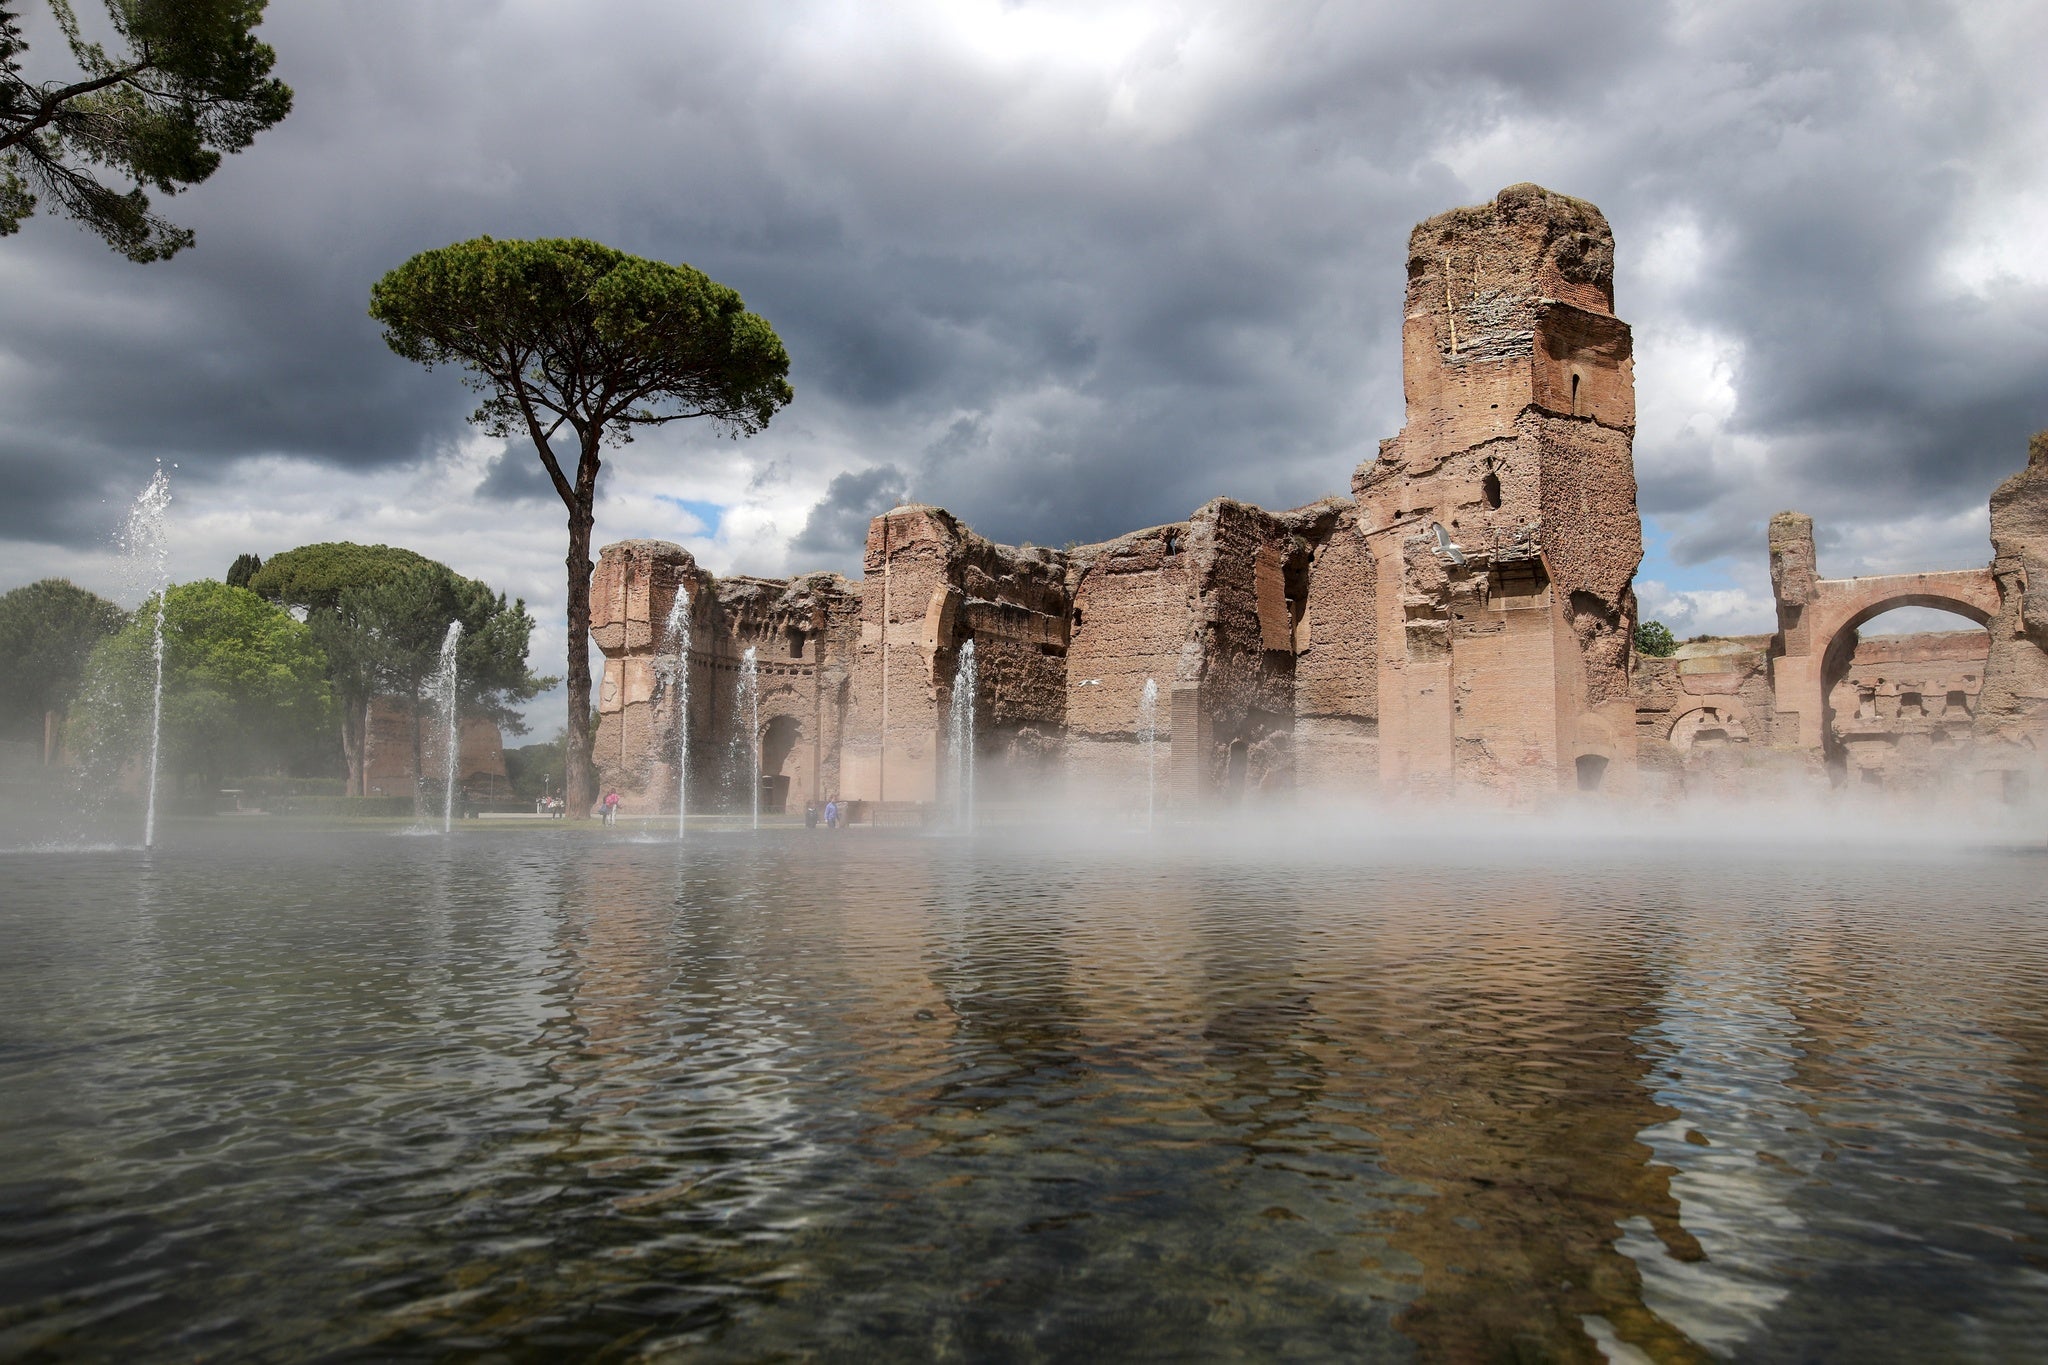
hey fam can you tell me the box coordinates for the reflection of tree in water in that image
[1346,878,1707,1363]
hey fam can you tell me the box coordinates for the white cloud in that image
[1636,579,1775,640]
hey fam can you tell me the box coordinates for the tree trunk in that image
[564,500,597,816]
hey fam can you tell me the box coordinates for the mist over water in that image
[3,815,2046,1361]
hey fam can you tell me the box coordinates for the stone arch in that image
[1668,700,1750,755]
[1815,594,1993,775]
[759,713,804,813]
[1561,712,1619,793]
[750,681,813,815]
[1773,568,2003,753]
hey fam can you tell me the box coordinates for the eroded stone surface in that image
[587,183,2048,816]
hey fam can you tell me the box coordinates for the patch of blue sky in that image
[658,496,725,537]
[1639,515,1737,599]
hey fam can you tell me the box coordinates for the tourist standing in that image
[804,802,818,829]
[823,797,838,830]
[602,790,621,826]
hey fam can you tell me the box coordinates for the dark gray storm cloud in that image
[2,0,2042,623]
[476,447,556,503]
[790,464,910,561]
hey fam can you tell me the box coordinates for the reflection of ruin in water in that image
[9,829,2048,1358]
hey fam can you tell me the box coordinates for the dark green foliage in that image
[326,562,552,810]
[503,733,564,802]
[368,237,794,455]
[224,551,261,588]
[1634,619,1679,658]
[1,0,293,260]
[251,540,549,797]
[334,562,551,732]
[0,576,124,740]
[368,236,792,811]
[70,579,332,784]
[245,541,434,611]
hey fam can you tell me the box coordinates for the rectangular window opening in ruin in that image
[1492,563,1548,610]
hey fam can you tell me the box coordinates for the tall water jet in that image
[1139,677,1158,831]
[949,638,977,830]
[739,646,760,830]
[124,466,173,849]
[661,591,692,839]
[432,621,463,834]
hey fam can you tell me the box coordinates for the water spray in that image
[125,465,173,849]
[663,590,692,840]
[434,621,463,834]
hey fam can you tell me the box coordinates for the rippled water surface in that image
[4,822,2048,1362]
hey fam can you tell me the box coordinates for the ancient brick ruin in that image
[591,186,2048,817]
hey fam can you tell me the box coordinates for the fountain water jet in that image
[1139,677,1158,831]
[739,646,760,829]
[432,622,463,834]
[124,466,173,849]
[661,591,692,839]
[949,638,977,830]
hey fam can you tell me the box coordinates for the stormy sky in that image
[3,0,2044,719]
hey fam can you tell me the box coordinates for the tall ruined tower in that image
[1354,184,1642,800]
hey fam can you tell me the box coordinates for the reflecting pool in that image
[3,822,2046,1361]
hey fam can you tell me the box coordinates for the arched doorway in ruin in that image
[1817,601,1991,792]
[1668,702,1751,756]
[759,713,805,815]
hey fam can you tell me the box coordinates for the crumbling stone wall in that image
[1062,523,1193,805]
[591,539,700,812]
[591,540,856,815]
[362,704,507,799]
[1172,499,1310,802]
[1631,638,1788,802]
[1294,505,1380,797]
[1356,183,1641,803]
[842,506,1075,807]
[1830,631,1989,796]
[1980,432,2048,789]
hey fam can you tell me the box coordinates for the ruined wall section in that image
[843,505,1076,805]
[1355,183,1642,801]
[591,539,705,811]
[844,508,954,804]
[591,539,855,815]
[956,537,1071,794]
[362,704,507,798]
[1981,432,2048,777]
[1533,415,1642,708]
[1294,503,1381,796]
[1632,638,1786,802]
[1832,631,1990,796]
[1179,498,1315,801]
[709,572,858,814]
[1062,523,1195,800]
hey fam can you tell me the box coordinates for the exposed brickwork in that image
[587,191,2048,817]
